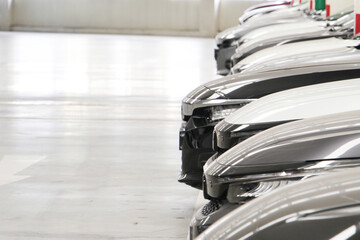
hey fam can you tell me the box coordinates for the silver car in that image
[229,9,354,72]
[190,110,360,238]
[215,2,313,75]
[180,58,360,189]
[197,166,360,240]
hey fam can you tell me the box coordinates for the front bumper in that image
[204,172,229,199]
[215,120,293,151]
[204,161,307,199]
[178,119,218,189]
[215,45,237,76]
[189,200,241,240]
[179,101,253,189]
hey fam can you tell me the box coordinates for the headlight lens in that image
[210,105,244,121]
[227,180,298,203]
[226,159,360,203]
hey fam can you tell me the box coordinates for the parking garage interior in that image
[2,0,359,239]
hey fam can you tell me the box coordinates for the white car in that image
[231,37,360,74]
[213,78,360,156]
[230,10,354,68]
[215,2,312,75]
[188,78,360,238]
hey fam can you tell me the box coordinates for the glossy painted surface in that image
[243,0,291,14]
[224,78,360,125]
[193,111,360,237]
[215,2,313,76]
[183,64,360,117]
[230,10,355,72]
[230,18,352,67]
[198,167,360,240]
[205,110,360,199]
[245,2,310,25]
[0,31,217,239]
[215,3,309,45]
[180,57,360,187]
[233,38,360,72]
[237,9,353,44]
[238,4,290,24]
[214,110,360,169]
[239,20,326,41]
[241,45,360,74]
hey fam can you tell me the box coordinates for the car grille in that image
[201,199,221,216]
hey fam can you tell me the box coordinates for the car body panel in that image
[192,112,360,237]
[244,3,310,26]
[236,9,353,46]
[240,45,360,74]
[206,109,360,199]
[205,78,360,198]
[224,78,360,125]
[180,68,360,188]
[229,16,353,69]
[243,0,292,13]
[239,0,292,24]
[216,1,355,75]
[215,3,308,46]
[215,2,310,75]
[215,110,360,170]
[183,61,360,118]
[197,167,360,240]
[232,38,360,74]
[238,20,327,42]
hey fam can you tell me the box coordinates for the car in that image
[218,0,354,75]
[238,0,293,24]
[179,55,360,189]
[189,109,360,238]
[231,35,359,75]
[197,167,360,240]
[232,36,360,74]
[215,1,313,75]
[229,9,354,71]
[211,77,360,158]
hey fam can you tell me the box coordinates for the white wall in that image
[12,0,206,36]
[327,0,353,15]
[0,0,12,30]
[0,0,268,37]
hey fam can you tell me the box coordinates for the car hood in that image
[234,38,360,72]
[243,0,291,14]
[241,45,360,74]
[211,111,360,172]
[215,4,309,45]
[245,3,309,25]
[182,64,360,117]
[238,20,327,44]
[239,4,290,24]
[183,84,223,102]
[224,78,360,125]
[237,10,353,44]
[198,167,360,240]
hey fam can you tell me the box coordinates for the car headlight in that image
[226,159,360,203]
[210,105,245,121]
[182,94,252,120]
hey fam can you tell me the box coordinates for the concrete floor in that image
[0,31,217,239]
